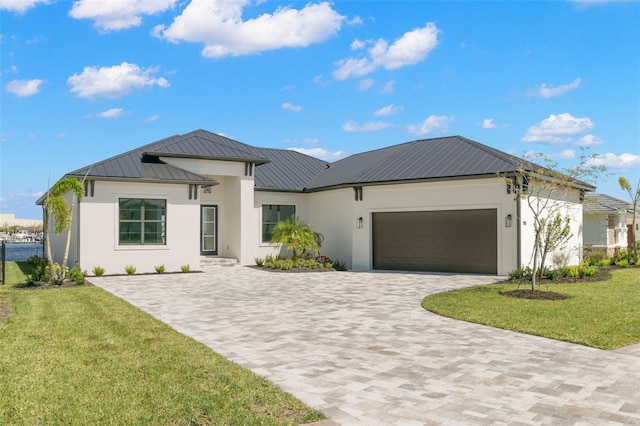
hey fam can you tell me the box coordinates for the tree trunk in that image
[61,194,77,275]
[44,211,57,282]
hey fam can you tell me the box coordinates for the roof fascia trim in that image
[145,151,271,165]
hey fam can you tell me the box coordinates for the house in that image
[583,193,633,255]
[38,129,594,275]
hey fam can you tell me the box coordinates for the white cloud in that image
[342,121,393,132]
[406,115,454,136]
[69,0,177,32]
[282,102,303,112]
[143,114,159,123]
[576,134,604,146]
[351,38,367,50]
[4,78,44,96]
[0,0,49,14]
[154,0,345,58]
[549,149,576,160]
[374,104,403,117]
[586,152,640,169]
[288,147,345,161]
[522,113,594,143]
[357,78,374,91]
[311,75,330,86]
[333,22,439,80]
[529,77,581,98]
[85,107,127,119]
[481,118,507,129]
[381,80,396,93]
[67,62,169,99]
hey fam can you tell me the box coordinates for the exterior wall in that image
[584,211,629,255]
[253,191,309,261]
[307,188,354,266]
[584,213,608,246]
[518,188,584,269]
[309,178,518,275]
[77,180,201,274]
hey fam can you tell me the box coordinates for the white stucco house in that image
[38,129,594,275]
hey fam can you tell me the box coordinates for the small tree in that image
[618,177,639,258]
[502,153,598,291]
[43,177,84,282]
[270,215,318,258]
[538,214,572,279]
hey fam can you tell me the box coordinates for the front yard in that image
[422,268,640,350]
[0,262,324,425]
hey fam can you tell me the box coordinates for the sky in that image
[1,0,639,220]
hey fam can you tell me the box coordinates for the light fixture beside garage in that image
[357,217,363,229]
[505,214,512,228]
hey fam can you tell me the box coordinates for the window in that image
[119,198,166,245]
[262,204,295,243]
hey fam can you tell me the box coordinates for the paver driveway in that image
[91,267,640,425]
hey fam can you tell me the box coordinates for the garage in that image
[372,209,497,274]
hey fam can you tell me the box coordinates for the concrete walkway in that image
[91,267,640,425]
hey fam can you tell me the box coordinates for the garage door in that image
[372,209,497,274]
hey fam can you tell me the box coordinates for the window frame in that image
[261,204,296,243]
[118,198,167,246]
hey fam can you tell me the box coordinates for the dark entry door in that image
[201,205,218,255]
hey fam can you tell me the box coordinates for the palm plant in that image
[270,215,318,258]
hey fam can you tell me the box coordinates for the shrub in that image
[615,259,630,268]
[583,246,608,266]
[597,259,611,268]
[124,265,136,275]
[27,256,50,283]
[562,265,580,278]
[541,267,560,280]
[332,258,348,271]
[254,257,264,267]
[92,266,105,276]
[68,265,86,285]
[155,264,166,274]
[579,264,598,277]
[551,250,571,270]
[508,266,532,281]
[180,264,190,273]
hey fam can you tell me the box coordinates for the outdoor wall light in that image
[357,217,363,229]
[505,214,512,228]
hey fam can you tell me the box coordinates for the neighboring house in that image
[584,193,633,255]
[37,129,594,275]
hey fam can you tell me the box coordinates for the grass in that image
[422,268,640,350]
[0,262,324,425]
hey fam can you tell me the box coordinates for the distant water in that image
[1,243,45,262]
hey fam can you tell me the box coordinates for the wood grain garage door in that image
[372,209,497,274]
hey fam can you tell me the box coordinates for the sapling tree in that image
[502,152,599,290]
[618,176,639,258]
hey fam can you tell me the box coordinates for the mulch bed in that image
[249,266,336,273]
[500,289,571,300]
[13,280,88,290]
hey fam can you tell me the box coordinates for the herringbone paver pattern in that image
[91,267,640,425]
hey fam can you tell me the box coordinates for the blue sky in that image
[1,0,639,220]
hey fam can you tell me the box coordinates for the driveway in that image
[91,267,640,425]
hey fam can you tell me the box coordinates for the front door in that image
[201,205,218,255]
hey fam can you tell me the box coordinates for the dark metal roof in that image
[61,131,595,194]
[65,129,328,191]
[306,136,550,190]
[584,193,633,213]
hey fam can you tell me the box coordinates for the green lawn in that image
[0,262,324,425]
[422,268,640,350]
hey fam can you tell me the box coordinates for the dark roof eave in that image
[66,174,220,185]
[303,173,506,192]
[144,151,271,165]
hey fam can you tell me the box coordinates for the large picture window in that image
[262,204,295,243]
[119,198,166,245]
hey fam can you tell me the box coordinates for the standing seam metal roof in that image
[63,130,594,193]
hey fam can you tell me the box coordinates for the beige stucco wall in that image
[308,177,519,275]
[77,180,201,275]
